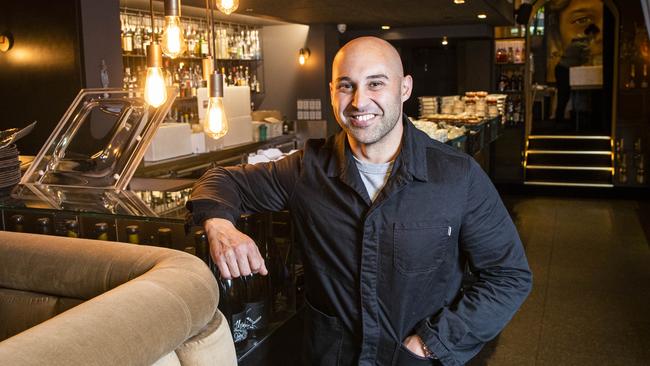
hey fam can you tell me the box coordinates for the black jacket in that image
[187,118,532,366]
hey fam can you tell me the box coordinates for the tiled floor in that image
[468,196,650,366]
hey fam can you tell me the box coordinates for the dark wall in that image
[0,0,84,155]
[0,0,122,155]
[296,24,340,135]
[79,0,123,89]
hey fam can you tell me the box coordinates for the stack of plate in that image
[418,96,439,119]
[0,144,21,189]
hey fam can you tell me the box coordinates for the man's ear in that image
[329,82,335,105]
[401,75,413,102]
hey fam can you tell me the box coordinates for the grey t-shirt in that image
[353,156,395,202]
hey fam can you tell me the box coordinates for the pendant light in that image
[202,0,228,138]
[216,0,239,15]
[161,0,187,58]
[144,0,167,107]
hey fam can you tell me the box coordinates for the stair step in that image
[526,152,612,167]
[526,150,611,155]
[524,181,614,188]
[525,168,612,184]
[525,165,612,171]
[528,135,610,140]
[527,135,612,151]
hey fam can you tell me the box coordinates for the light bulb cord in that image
[150,0,155,41]
[209,0,217,71]
[205,0,213,58]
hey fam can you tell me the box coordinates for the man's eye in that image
[337,83,352,91]
[369,81,384,89]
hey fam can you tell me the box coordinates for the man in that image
[187,37,532,366]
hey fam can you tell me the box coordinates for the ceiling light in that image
[442,36,448,46]
[381,25,391,30]
[144,0,167,107]
[454,0,465,4]
[216,0,239,15]
[203,73,229,139]
[161,0,186,59]
[477,14,487,19]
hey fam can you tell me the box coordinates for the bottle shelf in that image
[122,54,263,62]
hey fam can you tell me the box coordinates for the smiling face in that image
[330,37,412,147]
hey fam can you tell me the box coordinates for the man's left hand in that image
[403,334,427,357]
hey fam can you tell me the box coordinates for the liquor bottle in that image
[142,27,152,56]
[200,31,209,57]
[95,222,109,241]
[628,64,636,89]
[220,277,249,344]
[11,214,25,233]
[65,219,79,238]
[186,26,196,58]
[498,72,508,92]
[506,47,514,63]
[124,26,134,54]
[123,67,131,90]
[514,46,523,64]
[194,230,210,265]
[642,64,648,89]
[133,27,143,55]
[126,225,140,244]
[157,227,172,248]
[243,274,269,338]
[36,217,51,235]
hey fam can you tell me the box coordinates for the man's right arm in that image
[187,150,303,279]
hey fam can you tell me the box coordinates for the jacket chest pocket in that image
[393,221,452,275]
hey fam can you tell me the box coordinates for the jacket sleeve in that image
[186,150,303,226]
[416,157,533,366]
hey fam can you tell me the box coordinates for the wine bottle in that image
[11,214,25,233]
[126,225,140,244]
[243,273,269,338]
[36,217,51,235]
[194,230,209,265]
[222,277,248,344]
[95,222,109,241]
[65,219,79,238]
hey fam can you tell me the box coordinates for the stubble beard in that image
[341,107,402,146]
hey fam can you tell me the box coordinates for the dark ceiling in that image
[180,0,516,29]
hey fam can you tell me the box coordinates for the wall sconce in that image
[441,36,448,46]
[299,48,310,66]
[0,32,14,53]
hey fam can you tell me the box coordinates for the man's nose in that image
[352,87,369,109]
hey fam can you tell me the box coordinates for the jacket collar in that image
[325,115,428,182]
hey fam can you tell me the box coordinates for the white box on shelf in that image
[145,123,193,162]
[569,65,603,87]
[222,115,253,148]
[190,132,206,154]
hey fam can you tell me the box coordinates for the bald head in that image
[329,36,413,154]
[333,37,404,80]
